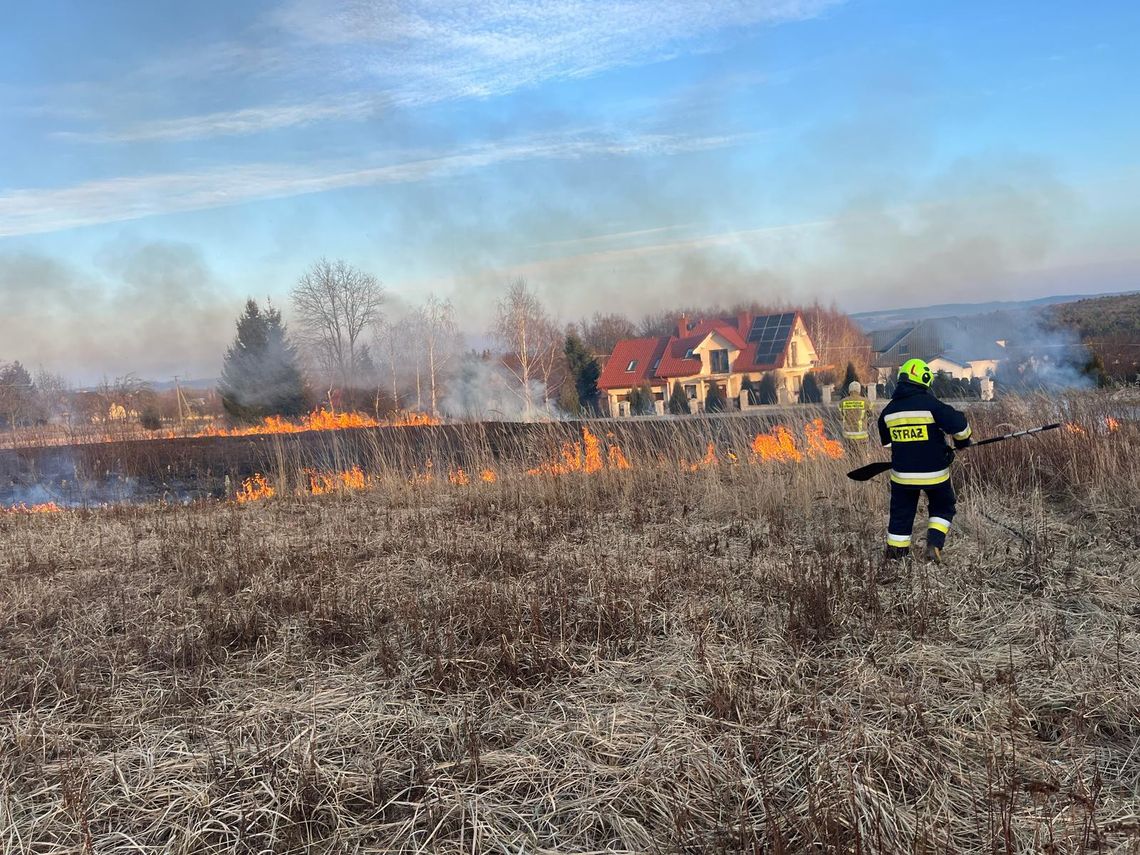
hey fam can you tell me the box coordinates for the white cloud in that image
[55,97,384,144]
[67,0,842,142]
[0,129,760,237]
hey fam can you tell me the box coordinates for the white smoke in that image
[440,359,565,422]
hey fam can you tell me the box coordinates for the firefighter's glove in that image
[944,446,956,466]
[954,437,973,450]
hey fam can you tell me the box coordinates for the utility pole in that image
[173,376,191,431]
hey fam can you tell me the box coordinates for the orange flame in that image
[449,468,471,485]
[607,445,631,470]
[480,468,498,483]
[749,419,844,463]
[1064,422,1086,435]
[1105,416,1120,432]
[751,425,804,462]
[684,442,718,471]
[307,466,368,495]
[527,427,625,476]
[200,408,440,439]
[236,474,275,503]
[804,418,845,459]
[3,502,62,514]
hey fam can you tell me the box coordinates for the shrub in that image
[140,407,163,431]
[705,382,728,413]
[756,374,778,405]
[629,383,655,416]
[667,382,690,415]
[800,372,822,404]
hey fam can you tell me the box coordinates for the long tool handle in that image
[846,422,1063,481]
[971,422,1062,447]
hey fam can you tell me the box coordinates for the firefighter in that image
[838,380,871,442]
[878,358,972,563]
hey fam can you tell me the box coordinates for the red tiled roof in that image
[688,318,747,349]
[597,312,801,389]
[597,337,666,390]
[656,334,703,378]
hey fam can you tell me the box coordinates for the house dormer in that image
[691,331,741,376]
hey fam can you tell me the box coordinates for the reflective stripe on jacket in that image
[839,395,869,439]
[876,381,970,486]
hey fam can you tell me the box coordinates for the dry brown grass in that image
[1,396,1137,853]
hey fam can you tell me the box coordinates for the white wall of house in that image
[604,317,821,415]
[967,359,1000,378]
[928,357,972,379]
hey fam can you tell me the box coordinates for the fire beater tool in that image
[845,423,1063,482]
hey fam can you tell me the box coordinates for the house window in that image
[792,375,802,392]
[710,349,729,373]
[651,358,661,374]
[898,343,909,356]
[626,359,638,371]
[789,342,798,366]
[684,348,695,360]
[684,384,697,400]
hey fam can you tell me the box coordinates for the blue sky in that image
[1,0,1137,379]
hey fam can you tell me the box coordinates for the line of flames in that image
[1,408,443,451]
[234,420,843,503]
[1,502,63,514]
[14,416,1126,510]
[199,408,440,439]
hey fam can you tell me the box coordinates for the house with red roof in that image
[597,311,820,415]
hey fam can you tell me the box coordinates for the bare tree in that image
[291,259,384,396]
[801,300,872,380]
[375,318,409,410]
[493,279,559,417]
[421,294,457,416]
[582,312,637,355]
[33,367,70,424]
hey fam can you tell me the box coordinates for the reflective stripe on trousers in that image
[887,481,957,549]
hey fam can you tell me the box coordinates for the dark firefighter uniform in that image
[839,381,871,442]
[877,358,972,561]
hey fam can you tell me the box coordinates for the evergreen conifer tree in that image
[629,383,654,415]
[667,382,690,415]
[705,382,727,413]
[558,380,581,415]
[219,299,308,422]
[757,373,778,405]
[564,333,601,413]
[800,372,822,403]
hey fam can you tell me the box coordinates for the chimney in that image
[737,311,750,335]
[677,313,689,338]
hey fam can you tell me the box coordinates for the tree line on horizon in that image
[215,257,878,424]
[5,261,1131,434]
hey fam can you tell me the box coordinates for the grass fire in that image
[3,3,1140,850]
[1,395,1136,852]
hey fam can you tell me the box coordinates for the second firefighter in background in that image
[838,380,872,443]
[877,358,972,563]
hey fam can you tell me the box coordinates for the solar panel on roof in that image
[746,312,796,365]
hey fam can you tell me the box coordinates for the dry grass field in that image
[1,397,1137,853]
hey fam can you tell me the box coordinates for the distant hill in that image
[148,377,218,392]
[1045,292,1140,339]
[852,291,1137,332]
